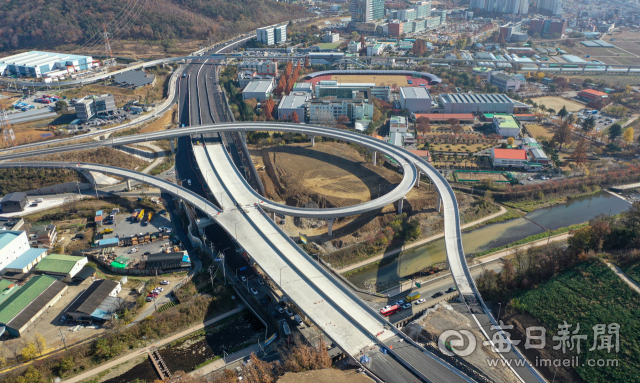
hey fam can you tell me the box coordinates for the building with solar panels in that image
[0,275,67,337]
[113,70,156,89]
[0,51,98,78]
[437,93,521,114]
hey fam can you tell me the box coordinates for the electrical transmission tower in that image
[103,24,116,67]
[1,110,16,148]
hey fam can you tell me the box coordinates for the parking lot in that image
[98,205,179,261]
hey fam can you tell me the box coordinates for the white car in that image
[285,308,294,317]
[240,275,247,282]
[276,306,284,314]
[160,280,170,285]
[154,287,164,292]
[257,279,265,285]
[130,247,139,253]
[187,179,192,186]
[250,287,258,295]
[414,298,426,305]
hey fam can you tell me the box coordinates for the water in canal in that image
[347,191,632,288]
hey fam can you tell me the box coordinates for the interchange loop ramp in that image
[2,122,546,382]
[195,139,475,383]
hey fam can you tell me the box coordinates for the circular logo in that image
[438,330,476,357]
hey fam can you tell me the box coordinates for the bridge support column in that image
[127,179,132,190]
[371,151,377,166]
[437,194,442,213]
[398,197,405,214]
[327,219,334,237]
[311,136,315,147]
[628,66,632,74]
[415,172,420,188]
[170,139,175,154]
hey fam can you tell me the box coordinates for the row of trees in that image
[0,334,46,367]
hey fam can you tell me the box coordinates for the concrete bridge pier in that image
[170,139,175,154]
[437,194,442,213]
[398,197,405,214]
[127,179,132,190]
[311,136,315,147]
[415,172,420,188]
[327,219,334,236]
[371,151,377,166]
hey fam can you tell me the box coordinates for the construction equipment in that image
[137,209,145,222]
[100,228,114,234]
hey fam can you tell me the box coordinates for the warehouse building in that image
[146,252,191,271]
[242,79,274,101]
[0,275,68,337]
[399,87,433,113]
[1,192,28,213]
[0,231,31,272]
[438,93,520,114]
[0,51,98,78]
[65,279,122,321]
[0,280,20,306]
[2,248,48,275]
[34,254,88,282]
[278,92,309,121]
[113,70,156,89]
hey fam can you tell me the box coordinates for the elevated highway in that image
[2,122,547,382]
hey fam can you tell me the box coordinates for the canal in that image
[347,191,632,288]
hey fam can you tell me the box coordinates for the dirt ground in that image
[455,171,509,182]
[403,302,520,383]
[531,96,584,112]
[140,105,178,133]
[250,141,497,254]
[277,369,374,383]
[526,123,556,139]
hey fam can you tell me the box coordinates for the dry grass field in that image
[532,96,584,112]
[526,123,556,139]
[140,105,177,133]
[455,171,510,182]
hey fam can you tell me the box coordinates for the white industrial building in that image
[242,79,274,101]
[0,231,31,271]
[438,93,518,114]
[0,51,98,78]
[278,93,309,121]
[399,87,433,113]
[257,24,287,46]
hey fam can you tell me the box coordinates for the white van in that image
[35,198,44,203]
[293,314,303,326]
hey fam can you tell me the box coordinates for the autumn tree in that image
[571,138,589,166]
[337,115,350,125]
[507,137,515,146]
[412,39,427,56]
[21,339,37,361]
[285,77,295,94]
[263,96,276,120]
[623,127,634,145]
[304,56,310,68]
[285,61,293,78]
[553,121,572,149]
[34,333,46,356]
[451,123,463,135]
[291,111,300,123]
[275,75,286,96]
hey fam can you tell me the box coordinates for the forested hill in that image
[0,0,310,53]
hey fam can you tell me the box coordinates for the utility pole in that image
[59,329,67,351]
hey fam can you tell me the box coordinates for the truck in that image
[137,209,145,222]
[406,291,421,302]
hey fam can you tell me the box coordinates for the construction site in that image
[249,140,499,261]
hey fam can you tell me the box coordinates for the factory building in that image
[399,87,433,113]
[0,51,98,78]
[0,192,28,213]
[65,279,122,321]
[0,275,68,337]
[437,93,520,114]
[278,93,309,121]
[34,254,88,282]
